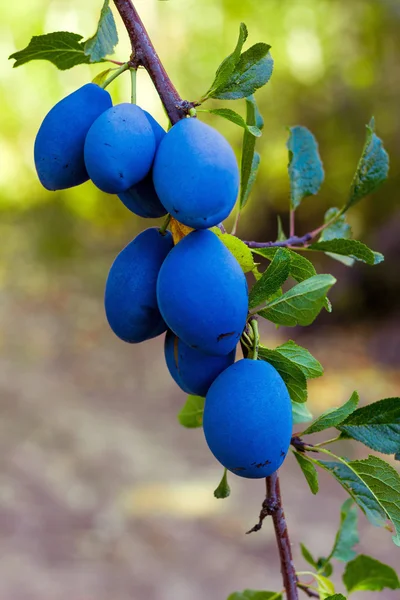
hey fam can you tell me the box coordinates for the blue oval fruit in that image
[84,103,156,194]
[105,227,173,343]
[118,111,167,218]
[153,118,239,229]
[157,230,248,355]
[34,83,112,190]
[203,359,293,478]
[164,330,236,396]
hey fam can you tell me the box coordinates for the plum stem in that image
[130,67,137,104]
[100,62,130,89]
[247,473,300,599]
[112,0,190,124]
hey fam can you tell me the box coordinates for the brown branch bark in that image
[247,473,299,599]
[112,0,186,124]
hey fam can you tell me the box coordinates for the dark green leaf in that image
[303,392,359,435]
[330,499,359,562]
[212,43,273,100]
[84,0,118,62]
[240,96,264,210]
[178,395,205,428]
[9,32,92,70]
[300,543,318,568]
[204,23,248,100]
[349,455,400,546]
[343,555,399,593]
[249,248,291,309]
[287,126,324,210]
[227,592,282,600]
[315,460,388,529]
[294,452,319,494]
[214,468,231,499]
[258,274,336,327]
[324,596,347,600]
[258,347,307,403]
[275,340,323,379]
[309,239,384,266]
[205,108,261,136]
[338,397,400,458]
[345,118,389,211]
[251,248,317,283]
[320,208,352,242]
[317,558,334,578]
[293,402,313,425]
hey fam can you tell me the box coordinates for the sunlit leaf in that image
[303,392,359,435]
[343,555,399,593]
[178,395,205,428]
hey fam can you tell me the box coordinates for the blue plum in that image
[34,83,112,190]
[117,111,167,218]
[164,330,236,396]
[105,227,174,343]
[152,118,239,229]
[157,230,248,355]
[84,103,156,194]
[203,359,293,478]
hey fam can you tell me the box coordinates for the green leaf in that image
[227,592,282,600]
[277,215,287,241]
[300,543,318,568]
[324,596,347,600]
[214,468,231,499]
[84,0,118,62]
[204,23,248,100]
[258,274,336,327]
[343,555,399,593]
[294,452,319,494]
[345,118,389,211]
[293,402,313,425]
[212,43,274,100]
[320,208,352,242]
[316,460,388,529]
[303,392,359,435]
[92,67,114,86]
[178,395,205,428]
[212,230,256,273]
[275,340,323,379]
[309,239,384,266]
[251,248,317,283]
[349,455,400,546]
[205,108,261,137]
[287,126,324,210]
[330,499,359,562]
[249,248,291,309]
[311,573,335,599]
[338,397,400,458]
[258,347,307,403]
[240,96,264,210]
[9,32,92,70]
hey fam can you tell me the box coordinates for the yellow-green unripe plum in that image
[105,228,173,343]
[164,331,236,396]
[34,84,112,190]
[152,118,239,229]
[157,230,248,356]
[117,111,167,218]
[203,359,292,478]
[84,104,156,194]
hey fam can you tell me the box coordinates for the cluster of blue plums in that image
[34,83,293,480]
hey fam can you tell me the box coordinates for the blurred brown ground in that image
[0,219,399,600]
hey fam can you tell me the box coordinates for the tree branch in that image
[112,0,187,124]
[247,473,299,600]
[243,232,313,249]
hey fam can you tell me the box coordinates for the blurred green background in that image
[0,1,399,599]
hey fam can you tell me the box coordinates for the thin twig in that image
[113,0,187,124]
[297,582,320,598]
[248,474,299,600]
[243,232,313,249]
